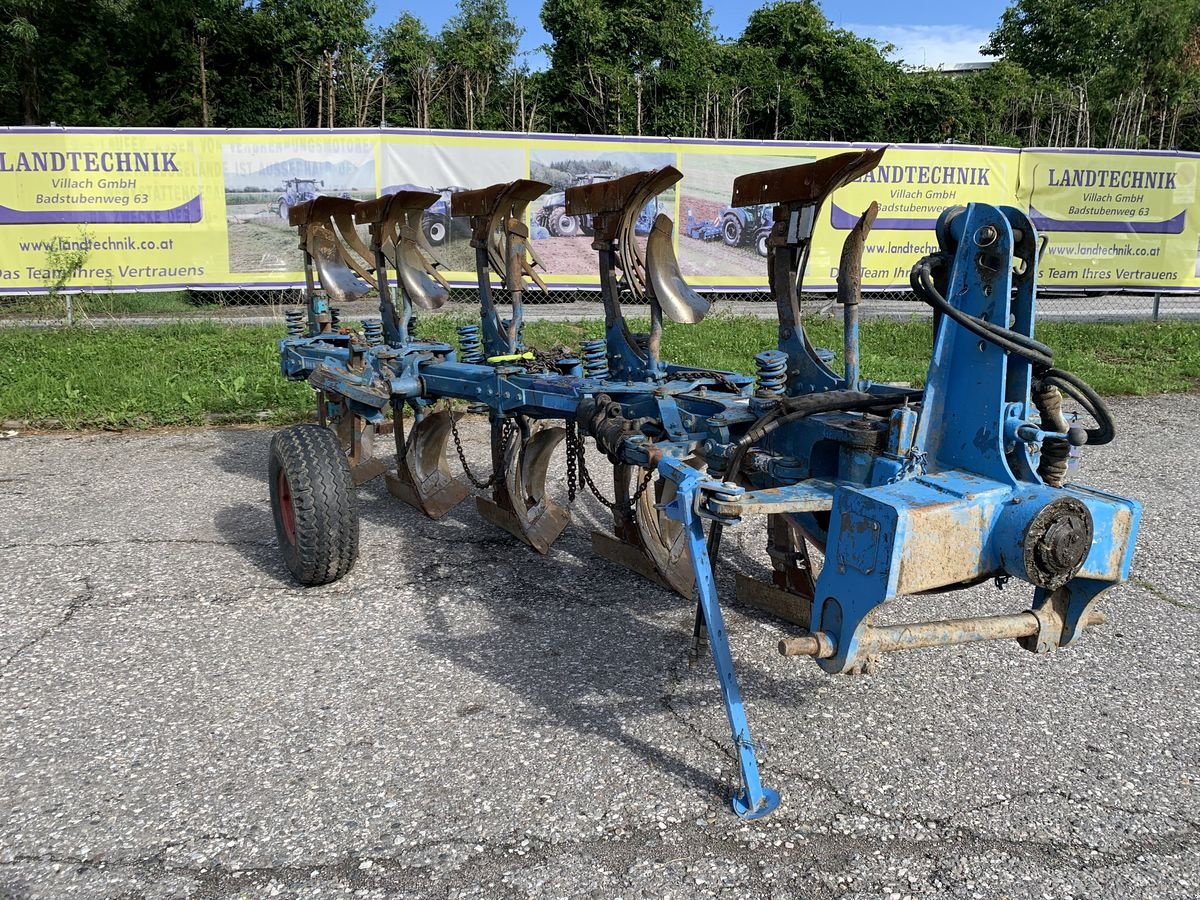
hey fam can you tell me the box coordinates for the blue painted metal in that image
[273,156,1141,819]
[657,457,780,820]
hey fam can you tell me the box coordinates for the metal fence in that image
[2,285,1199,327]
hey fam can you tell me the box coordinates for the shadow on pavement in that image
[207,425,804,804]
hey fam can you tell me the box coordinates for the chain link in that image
[449,405,515,489]
[678,369,744,394]
[565,420,655,519]
[887,447,928,484]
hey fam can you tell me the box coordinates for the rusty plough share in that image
[269,149,1140,819]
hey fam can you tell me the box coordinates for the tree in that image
[539,0,715,135]
[379,13,444,128]
[257,0,372,127]
[438,0,522,130]
[985,0,1200,148]
[738,1,901,141]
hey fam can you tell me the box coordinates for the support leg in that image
[660,460,780,819]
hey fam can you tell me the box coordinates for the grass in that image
[0,316,1196,430]
[0,291,197,319]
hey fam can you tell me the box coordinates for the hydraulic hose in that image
[704,388,922,588]
[910,254,1114,447]
[911,255,1055,368]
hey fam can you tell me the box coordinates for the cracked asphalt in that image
[1,393,1198,899]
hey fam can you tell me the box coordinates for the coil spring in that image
[755,349,787,396]
[362,319,384,346]
[581,338,609,379]
[456,323,488,413]
[284,308,305,337]
[409,314,419,339]
[457,323,484,364]
[329,306,341,327]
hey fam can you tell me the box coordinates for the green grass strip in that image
[0,316,1196,430]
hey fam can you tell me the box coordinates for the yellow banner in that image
[1018,149,1199,291]
[1,128,1197,294]
[810,145,1019,290]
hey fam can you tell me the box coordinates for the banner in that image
[1018,148,1199,291]
[1,127,1197,294]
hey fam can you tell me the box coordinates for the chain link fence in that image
[2,284,1199,327]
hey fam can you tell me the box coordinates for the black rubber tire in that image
[269,424,360,585]
[756,229,770,258]
[548,206,577,237]
[277,199,288,220]
[722,213,743,247]
[423,214,448,246]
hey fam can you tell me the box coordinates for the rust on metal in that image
[450,179,550,294]
[566,167,680,217]
[384,409,470,519]
[476,423,570,554]
[779,609,1107,658]
[896,500,993,594]
[731,148,886,207]
[353,190,440,224]
[836,201,878,306]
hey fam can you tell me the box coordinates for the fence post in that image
[65,293,73,327]
[1152,292,1161,323]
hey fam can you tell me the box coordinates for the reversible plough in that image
[269,150,1141,819]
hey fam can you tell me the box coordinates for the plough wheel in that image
[633,458,705,599]
[269,424,360,585]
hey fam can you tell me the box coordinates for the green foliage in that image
[985,0,1200,148]
[41,229,91,300]
[2,0,1198,149]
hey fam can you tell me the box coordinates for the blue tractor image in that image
[276,178,323,220]
[276,178,352,221]
[381,184,471,247]
[535,173,657,237]
[685,203,773,257]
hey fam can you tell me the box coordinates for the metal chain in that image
[565,420,655,519]
[681,369,743,395]
[887,447,928,484]
[630,465,656,514]
[449,405,514,490]
[566,421,579,504]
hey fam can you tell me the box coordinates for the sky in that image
[367,0,1012,70]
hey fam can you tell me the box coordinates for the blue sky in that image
[368,0,1012,69]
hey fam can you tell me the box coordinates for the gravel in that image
[1,394,1197,898]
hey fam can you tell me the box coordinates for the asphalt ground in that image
[1,393,1198,899]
